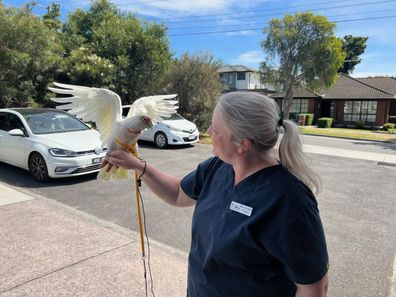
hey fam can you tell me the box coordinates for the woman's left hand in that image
[102,149,145,172]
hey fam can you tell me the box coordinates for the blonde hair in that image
[217,91,321,194]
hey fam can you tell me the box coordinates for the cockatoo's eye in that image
[143,116,153,127]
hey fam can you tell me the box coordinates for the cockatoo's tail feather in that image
[97,164,130,181]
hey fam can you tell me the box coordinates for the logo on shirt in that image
[230,201,253,217]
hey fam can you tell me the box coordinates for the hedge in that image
[383,123,395,131]
[299,113,314,126]
[317,117,333,128]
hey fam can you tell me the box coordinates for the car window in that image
[0,113,7,131]
[24,111,89,134]
[8,114,25,131]
[167,113,184,120]
[0,113,27,134]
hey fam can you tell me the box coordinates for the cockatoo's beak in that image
[126,116,154,135]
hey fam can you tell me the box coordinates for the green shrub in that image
[354,120,365,129]
[289,112,299,121]
[383,123,395,131]
[299,113,314,125]
[388,116,396,124]
[317,117,333,128]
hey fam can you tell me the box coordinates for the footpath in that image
[0,184,187,297]
[1,142,395,297]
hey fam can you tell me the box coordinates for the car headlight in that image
[166,125,183,132]
[49,148,78,157]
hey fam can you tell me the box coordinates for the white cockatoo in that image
[49,82,178,181]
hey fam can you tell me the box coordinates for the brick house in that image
[271,74,396,127]
[270,87,320,122]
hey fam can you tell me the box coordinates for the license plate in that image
[188,135,196,140]
[92,157,103,164]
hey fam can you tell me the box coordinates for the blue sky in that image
[5,0,396,77]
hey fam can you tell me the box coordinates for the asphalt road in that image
[1,137,396,297]
[301,134,396,155]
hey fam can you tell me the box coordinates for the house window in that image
[291,99,309,113]
[220,73,236,89]
[343,101,377,122]
[237,72,246,80]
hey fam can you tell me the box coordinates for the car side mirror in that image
[8,129,25,137]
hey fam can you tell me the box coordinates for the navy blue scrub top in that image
[181,157,328,297]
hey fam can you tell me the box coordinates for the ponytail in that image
[278,120,321,194]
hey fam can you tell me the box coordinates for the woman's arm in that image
[103,149,195,207]
[295,273,328,297]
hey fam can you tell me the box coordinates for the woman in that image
[104,91,329,297]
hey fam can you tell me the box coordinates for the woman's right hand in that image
[102,149,144,172]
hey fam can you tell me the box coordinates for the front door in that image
[320,101,332,118]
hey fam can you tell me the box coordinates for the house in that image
[217,65,277,93]
[320,74,396,127]
[271,74,396,127]
[356,76,396,117]
[270,87,320,122]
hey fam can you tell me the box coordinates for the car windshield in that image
[22,110,89,134]
[166,113,184,120]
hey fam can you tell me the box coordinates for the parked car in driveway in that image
[122,106,199,148]
[0,108,107,182]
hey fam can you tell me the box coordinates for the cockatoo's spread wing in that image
[126,94,178,122]
[49,82,122,147]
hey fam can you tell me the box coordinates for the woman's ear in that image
[236,138,253,154]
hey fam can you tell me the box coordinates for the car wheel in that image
[28,153,49,182]
[154,132,168,148]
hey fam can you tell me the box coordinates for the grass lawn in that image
[199,127,396,144]
[299,126,396,143]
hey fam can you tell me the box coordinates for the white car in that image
[0,108,107,182]
[138,113,199,148]
[122,106,199,148]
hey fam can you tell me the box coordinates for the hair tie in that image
[278,118,283,127]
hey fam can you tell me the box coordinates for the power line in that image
[139,0,396,23]
[167,15,396,36]
[167,8,396,31]
[136,0,353,20]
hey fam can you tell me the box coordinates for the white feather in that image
[126,94,178,122]
[49,83,122,147]
[49,82,179,181]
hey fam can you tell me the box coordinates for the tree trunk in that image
[282,82,294,119]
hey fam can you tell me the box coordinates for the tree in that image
[260,12,345,119]
[61,0,172,104]
[0,2,62,108]
[162,52,222,130]
[42,3,62,31]
[338,35,368,74]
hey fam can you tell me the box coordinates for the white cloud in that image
[114,0,270,16]
[351,51,396,77]
[224,30,257,36]
[115,0,227,16]
[231,50,264,68]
